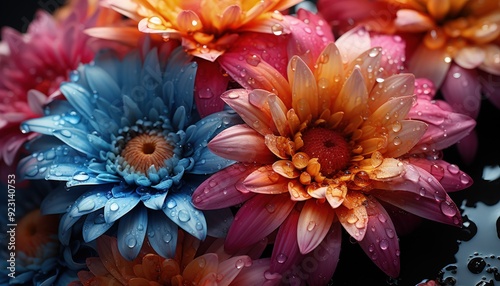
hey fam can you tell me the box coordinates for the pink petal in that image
[371,164,462,226]
[369,33,407,76]
[220,89,277,136]
[408,44,450,88]
[269,206,303,274]
[218,33,291,97]
[192,163,257,210]
[414,77,437,99]
[208,124,276,163]
[305,222,342,286]
[225,194,296,253]
[297,200,335,254]
[242,166,290,194]
[231,258,281,286]
[194,59,229,117]
[286,9,333,68]
[441,63,481,119]
[455,130,478,165]
[408,158,473,192]
[217,255,253,286]
[358,196,400,278]
[409,97,476,151]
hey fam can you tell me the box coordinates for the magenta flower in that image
[192,28,475,283]
[0,0,128,166]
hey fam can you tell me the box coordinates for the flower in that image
[89,1,334,117]
[192,28,475,282]
[0,0,128,168]
[70,232,276,285]
[0,181,92,285]
[17,42,241,261]
[316,0,500,163]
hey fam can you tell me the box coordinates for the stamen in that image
[121,134,174,173]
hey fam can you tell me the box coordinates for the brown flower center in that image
[300,127,350,176]
[121,134,174,173]
[17,209,59,257]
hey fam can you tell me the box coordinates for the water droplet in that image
[163,233,172,243]
[385,228,395,239]
[137,224,144,231]
[199,88,214,99]
[266,203,276,213]
[368,48,381,58]
[60,129,72,138]
[467,257,486,274]
[228,92,239,99]
[277,253,288,264]
[379,239,389,250]
[378,213,387,223]
[447,164,460,175]
[110,202,119,211]
[246,54,261,66]
[440,201,457,217]
[235,259,245,269]
[271,24,284,36]
[69,70,80,82]
[307,221,316,231]
[25,165,39,177]
[178,210,191,222]
[73,171,89,181]
[196,222,203,230]
[166,200,177,209]
[77,198,95,212]
[127,236,137,248]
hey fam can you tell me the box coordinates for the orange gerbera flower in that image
[192,28,475,283]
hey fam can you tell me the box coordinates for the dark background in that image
[2,1,500,285]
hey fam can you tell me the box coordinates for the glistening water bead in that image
[439,201,500,285]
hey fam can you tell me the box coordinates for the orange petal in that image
[384,120,428,158]
[297,199,336,254]
[243,165,290,194]
[289,56,319,120]
[336,204,368,241]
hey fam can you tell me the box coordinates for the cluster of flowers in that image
[1,0,497,285]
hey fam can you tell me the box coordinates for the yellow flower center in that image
[121,134,174,173]
[300,127,351,177]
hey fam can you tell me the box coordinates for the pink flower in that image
[89,1,334,117]
[317,0,500,163]
[0,0,128,166]
[192,28,475,283]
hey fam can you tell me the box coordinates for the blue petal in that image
[104,193,141,223]
[85,64,122,106]
[204,208,234,238]
[142,191,168,210]
[60,82,95,121]
[147,211,178,258]
[117,206,148,260]
[10,271,34,284]
[59,213,81,245]
[152,178,173,190]
[172,106,187,130]
[83,210,114,242]
[67,187,110,217]
[164,48,196,115]
[41,185,86,215]
[20,112,88,136]
[123,94,143,123]
[162,192,207,240]
[53,128,98,157]
[191,147,235,175]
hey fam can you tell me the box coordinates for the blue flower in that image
[0,181,90,285]
[17,43,240,260]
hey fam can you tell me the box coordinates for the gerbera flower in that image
[0,0,128,167]
[70,232,277,285]
[17,43,241,261]
[89,1,333,117]
[192,28,475,282]
[316,0,500,163]
[0,181,92,285]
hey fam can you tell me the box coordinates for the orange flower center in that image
[121,134,175,173]
[17,209,59,257]
[300,128,350,176]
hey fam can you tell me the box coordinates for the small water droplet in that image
[440,201,457,217]
[235,259,245,269]
[163,233,172,243]
[277,253,288,264]
[379,239,389,250]
[77,198,95,212]
[127,236,137,248]
[60,129,72,138]
[110,202,119,211]
[166,200,177,209]
[73,171,90,181]
[271,24,284,35]
[178,210,191,222]
[266,203,276,213]
[69,70,80,82]
[307,221,316,231]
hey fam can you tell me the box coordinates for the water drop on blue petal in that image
[73,171,89,181]
[110,202,119,211]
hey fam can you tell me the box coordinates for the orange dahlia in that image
[192,28,475,283]
[71,232,277,286]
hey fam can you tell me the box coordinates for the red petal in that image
[408,157,473,192]
[194,59,229,117]
[270,206,303,274]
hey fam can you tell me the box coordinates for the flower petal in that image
[192,163,257,210]
[83,210,114,242]
[104,193,141,223]
[163,192,207,240]
[193,59,229,117]
[358,196,400,278]
[225,193,295,253]
[408,44,450,88]
[408,157,473,192]
[441,63,481,119]
[297,200,336,254]
[146,211,178,258]
[117,206,148,260]
[217,255,253,286]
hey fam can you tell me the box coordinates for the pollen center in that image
[300,127,351,176]
[121,134,174,173]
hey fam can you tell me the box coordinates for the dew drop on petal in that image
[379,239,389,250]
[127,236,137,248]
[440,201,457,217]
[307,221,316,231]
[385,228,395,239]
[69,70,80,82]
[235,259,245,269]
[73,171,89,181]
[228,92,240,99]
[163,233,172,243]
[166,200,177,209]
[110,202,119,211]
[266,203,276,213]
[277,253,288,264]
[77,198,95,212]
[178,210,191,222]
[447,164,460,174]
[271,24,284,35]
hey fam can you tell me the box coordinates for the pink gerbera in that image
[89,0,334,116]
[0,0,127,167]
[192,28,475,284]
